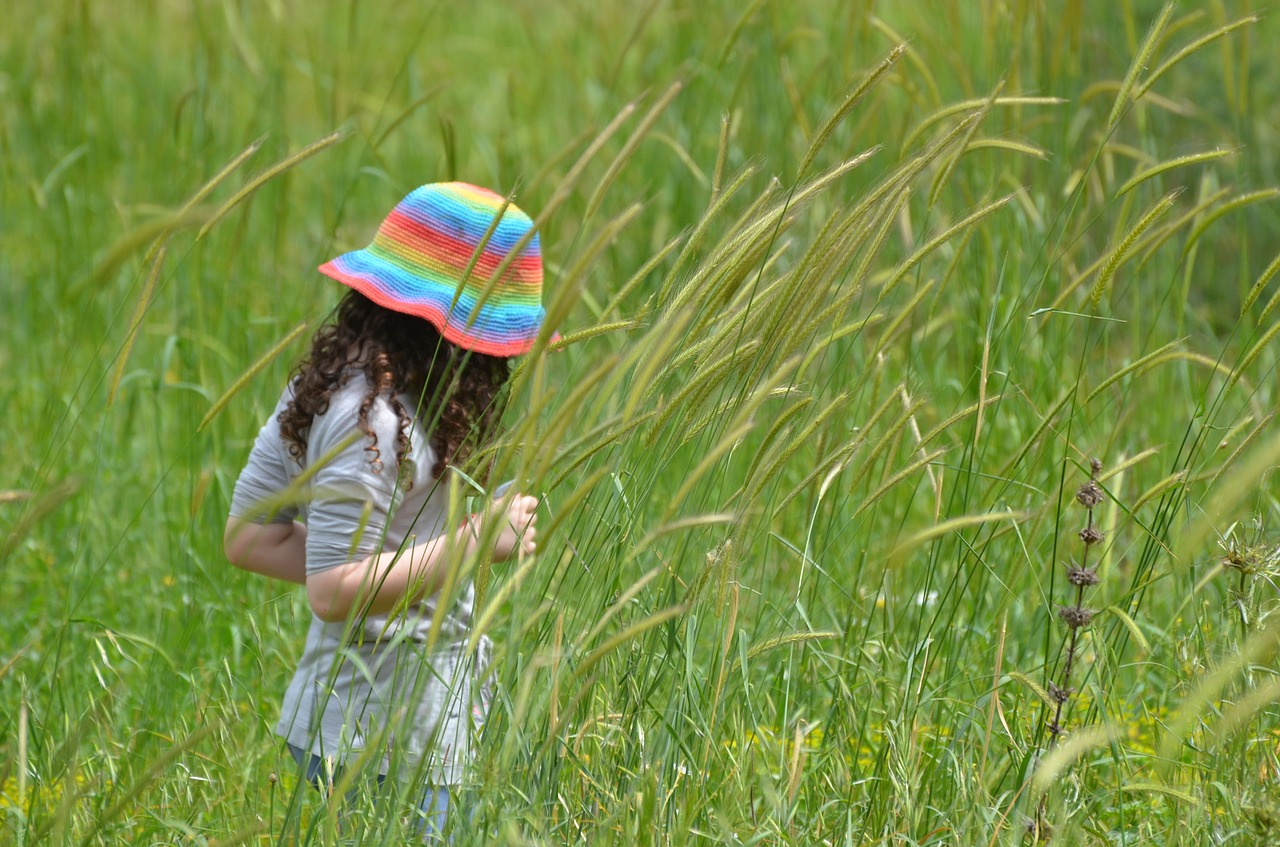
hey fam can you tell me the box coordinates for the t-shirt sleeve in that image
[228,391,300,525]
[303,387,405,575]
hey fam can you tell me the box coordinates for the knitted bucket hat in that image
[318,182,551,357]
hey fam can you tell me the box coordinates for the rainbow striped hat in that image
[318,182,550,357]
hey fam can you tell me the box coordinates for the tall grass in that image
[2,1,1279,844]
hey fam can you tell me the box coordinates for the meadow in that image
[3,1,1280,843]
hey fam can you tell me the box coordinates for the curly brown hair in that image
[279,290,511,483]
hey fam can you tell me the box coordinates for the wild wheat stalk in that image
[197,322,310,432]
[1115,148,1231,197]
[1240,250,1280,316]
[1106,4,1173,128]
[583,80,684,221]
[1133,15,1259,102]
[1183,188,1280,257]
[900,96,1064,153]
[107,244,168,405]
[796,43,904,178]
[1090,190,1181,308]
[1226,320,1280,391]
[196,129,348,240]
[1082,338,1183,406]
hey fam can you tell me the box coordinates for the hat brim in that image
[319,252,556,357]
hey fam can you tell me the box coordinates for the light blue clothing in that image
[288,742,451,841]
[230,374,492,784]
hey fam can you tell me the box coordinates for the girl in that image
[223,182,546,838]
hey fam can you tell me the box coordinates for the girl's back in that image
[224,181,546,824]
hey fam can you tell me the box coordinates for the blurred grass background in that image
[3,0,1280,843]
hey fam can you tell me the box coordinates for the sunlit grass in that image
[2,1,1280,844]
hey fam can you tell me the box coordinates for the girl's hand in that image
[477,493,539,561]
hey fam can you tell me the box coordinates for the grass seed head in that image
[1075,480,1104,509]
[1048,682,1074,704]
[1078,526,1104,546]
[1058,605,1096,629]
[1067,561,1100,586]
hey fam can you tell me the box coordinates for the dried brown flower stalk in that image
[1034,457,1107,840]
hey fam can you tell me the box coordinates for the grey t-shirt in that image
[230,375,491,784]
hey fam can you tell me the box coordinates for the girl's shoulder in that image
[307,371,428,455]
[306,371,437,488]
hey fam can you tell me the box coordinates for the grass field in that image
[4,1,1280,843]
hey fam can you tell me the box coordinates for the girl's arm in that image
[224,517,308,585]
[226,387,305,583]
[305,494,538,623]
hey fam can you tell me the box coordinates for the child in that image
[223,182,546,839]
